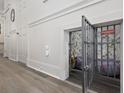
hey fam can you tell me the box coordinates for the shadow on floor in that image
[67,70,120,93]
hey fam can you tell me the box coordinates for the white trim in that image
[18,58,26,64]
[29,0,104,27]
[27,64,61,80]
[0,4,11,16]
[27,59,67,80]
[8,57,18,62]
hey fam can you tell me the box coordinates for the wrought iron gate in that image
[69,16,121,93]
[95,24,121,79]
[82,16,95,93]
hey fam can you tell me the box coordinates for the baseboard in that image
[27,64,61,80]
[27,59,67,80]
[18,58,26,64]
[8,57,18,62]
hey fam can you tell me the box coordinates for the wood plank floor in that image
[67,68,120,93]
[0,56,82,93]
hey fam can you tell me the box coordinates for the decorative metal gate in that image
[95,24,121,79]
[82,16,95,93]
[69,16,121,93]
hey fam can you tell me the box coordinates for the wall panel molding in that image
[27,59,67,80]
[29,0,104,27]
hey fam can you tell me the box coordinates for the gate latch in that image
[83,65,89,71]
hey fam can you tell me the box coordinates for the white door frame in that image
[64,27,82,79]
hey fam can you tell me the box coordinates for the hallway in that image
[0,56,82,93]
[0,0,122,93]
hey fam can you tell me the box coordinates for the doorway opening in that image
[66,28,82,86]
[66,23,94,92]
[65,16,122,93]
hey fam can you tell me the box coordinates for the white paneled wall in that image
[0,0,4,11]
[3,0,122,80]
[0,18,4,55]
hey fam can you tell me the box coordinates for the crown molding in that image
[0,4,11,16]
[29,0,104,27]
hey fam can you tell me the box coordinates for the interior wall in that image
[15,0,28,63]
[0,0,4,12]
[3,0,27,62]
[3,0,122,80]
[0,19,4,43]
[27,0,123,80]
[0,16,4,55]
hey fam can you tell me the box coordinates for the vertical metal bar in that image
[69,32,72,72]
[91,26,95,87]
[96,28,98,73]
[86,21,88,67]
[107,26,109,77]
[85,21,88,89]
[91,25,93,86]
[113,25,116,78]
[86,22,88,87]
[93,27,95,76]
[95,28,98,73]
[88,22,90,87]
[82,16,86,93]
[101,27,103,74]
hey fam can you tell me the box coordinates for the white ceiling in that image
[0,0,4,11]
